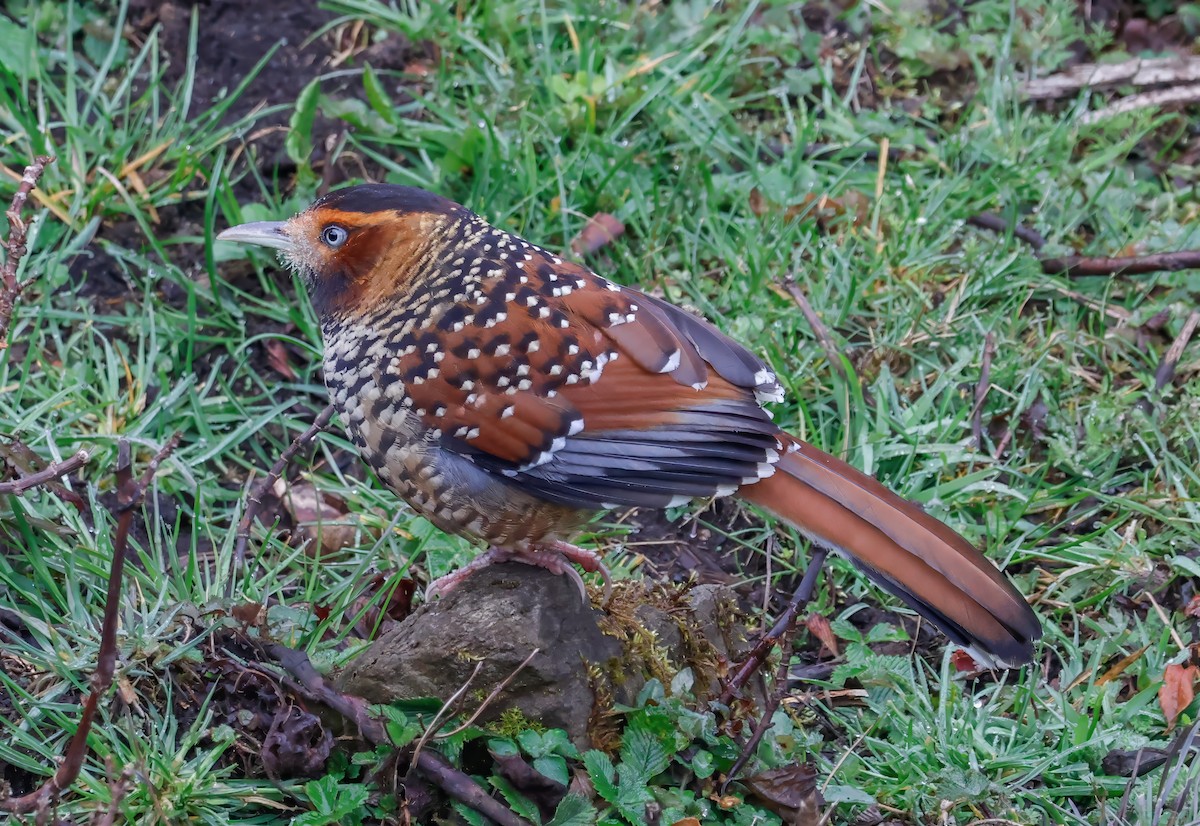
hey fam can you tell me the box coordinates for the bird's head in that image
[217,184,464,318]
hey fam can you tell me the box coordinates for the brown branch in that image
[782,278,847,384]
[1040,250,1200,277]
[719,547,828,708]
[0,448,90,495]
[966,212,1046,252]
[260,641,531,826]
[0,434,180,814]
[720,548,829,789]
[972,332,995,449]
[0,156,53,350]
[1154,310,1200,393]
[232,404,338,584]
[967,209,1200,278]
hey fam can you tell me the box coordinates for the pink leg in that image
[425,540,610,601]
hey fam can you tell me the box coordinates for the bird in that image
[217,183,1042,667]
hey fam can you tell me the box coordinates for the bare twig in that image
[232,404,338,584]
[1154,310,1200,393]
[0,435,180,814]
[782,278,847,384]
[1081,83,1200,125]
[0,448,90,495]
[1040,249,1200,277]
[437,648,541,740]
[967,209,1200,279]
[0,156,53,349]
[261,641,531,826]
[1022,56,1200,100]
[408,661,485,776]
[972,333,995,449]
[966,212,1046,252]
[719,547,829,708]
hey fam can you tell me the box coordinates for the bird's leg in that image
[425,539,610,601]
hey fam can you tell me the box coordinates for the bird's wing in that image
[377,248,784,509]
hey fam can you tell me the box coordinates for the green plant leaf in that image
[583,750,619,803]
[547,793,599,826]
[287,78,321,166]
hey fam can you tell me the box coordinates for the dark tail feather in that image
[740,433,1041,666]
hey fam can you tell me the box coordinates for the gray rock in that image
[338,563,754,749]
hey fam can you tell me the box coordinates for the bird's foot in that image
[425,540,609,601]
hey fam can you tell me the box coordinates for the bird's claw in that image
[425,541,610,603]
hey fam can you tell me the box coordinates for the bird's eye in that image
[321,225,349,248]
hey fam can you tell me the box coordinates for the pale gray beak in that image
[216,221,293,252]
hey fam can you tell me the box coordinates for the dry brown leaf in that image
[805,613,839,657]
[748,188,873,235]
[1185,596,1200,618]
[273,479,359,558]
[744,763,823,826]
[570,213,625,255]
[671,819,702,826]
[1159,662,1198,731]
[265,339,297,381]
[1095,645,1150,687]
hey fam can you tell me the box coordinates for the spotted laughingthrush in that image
[218,184,1041,667]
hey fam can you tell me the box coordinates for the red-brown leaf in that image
[1159,663,1198,731]
[1185,596,1200,619]
[804,613,839,657]
[570,213,625,255]
[952,650,981,672]
[265,339,297,380]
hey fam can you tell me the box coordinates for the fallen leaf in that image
[273,479,359,557]
[261,706,332,780]
[671,819,702,826]
[744,762,823,826]
[1095,645,1150,687]
[570,213,625,255]
[951,650,980,672]
[1185,596,1200,618]
[748,188,873,235]
[265,339,297,381]
[805,613,839,657]
[1159,662,1198,731]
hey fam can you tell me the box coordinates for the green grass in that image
[2,0,1200,822]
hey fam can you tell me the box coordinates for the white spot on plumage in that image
[501,405,515,419]
[467,348,480,359]
[527,340,540,353]
[568,417,585,435]
[494,343,511,356]
[517,379,532,390]
[660,350,681,373]
[539,307,552,319]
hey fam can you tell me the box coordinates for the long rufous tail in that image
[740,433,1041,667]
